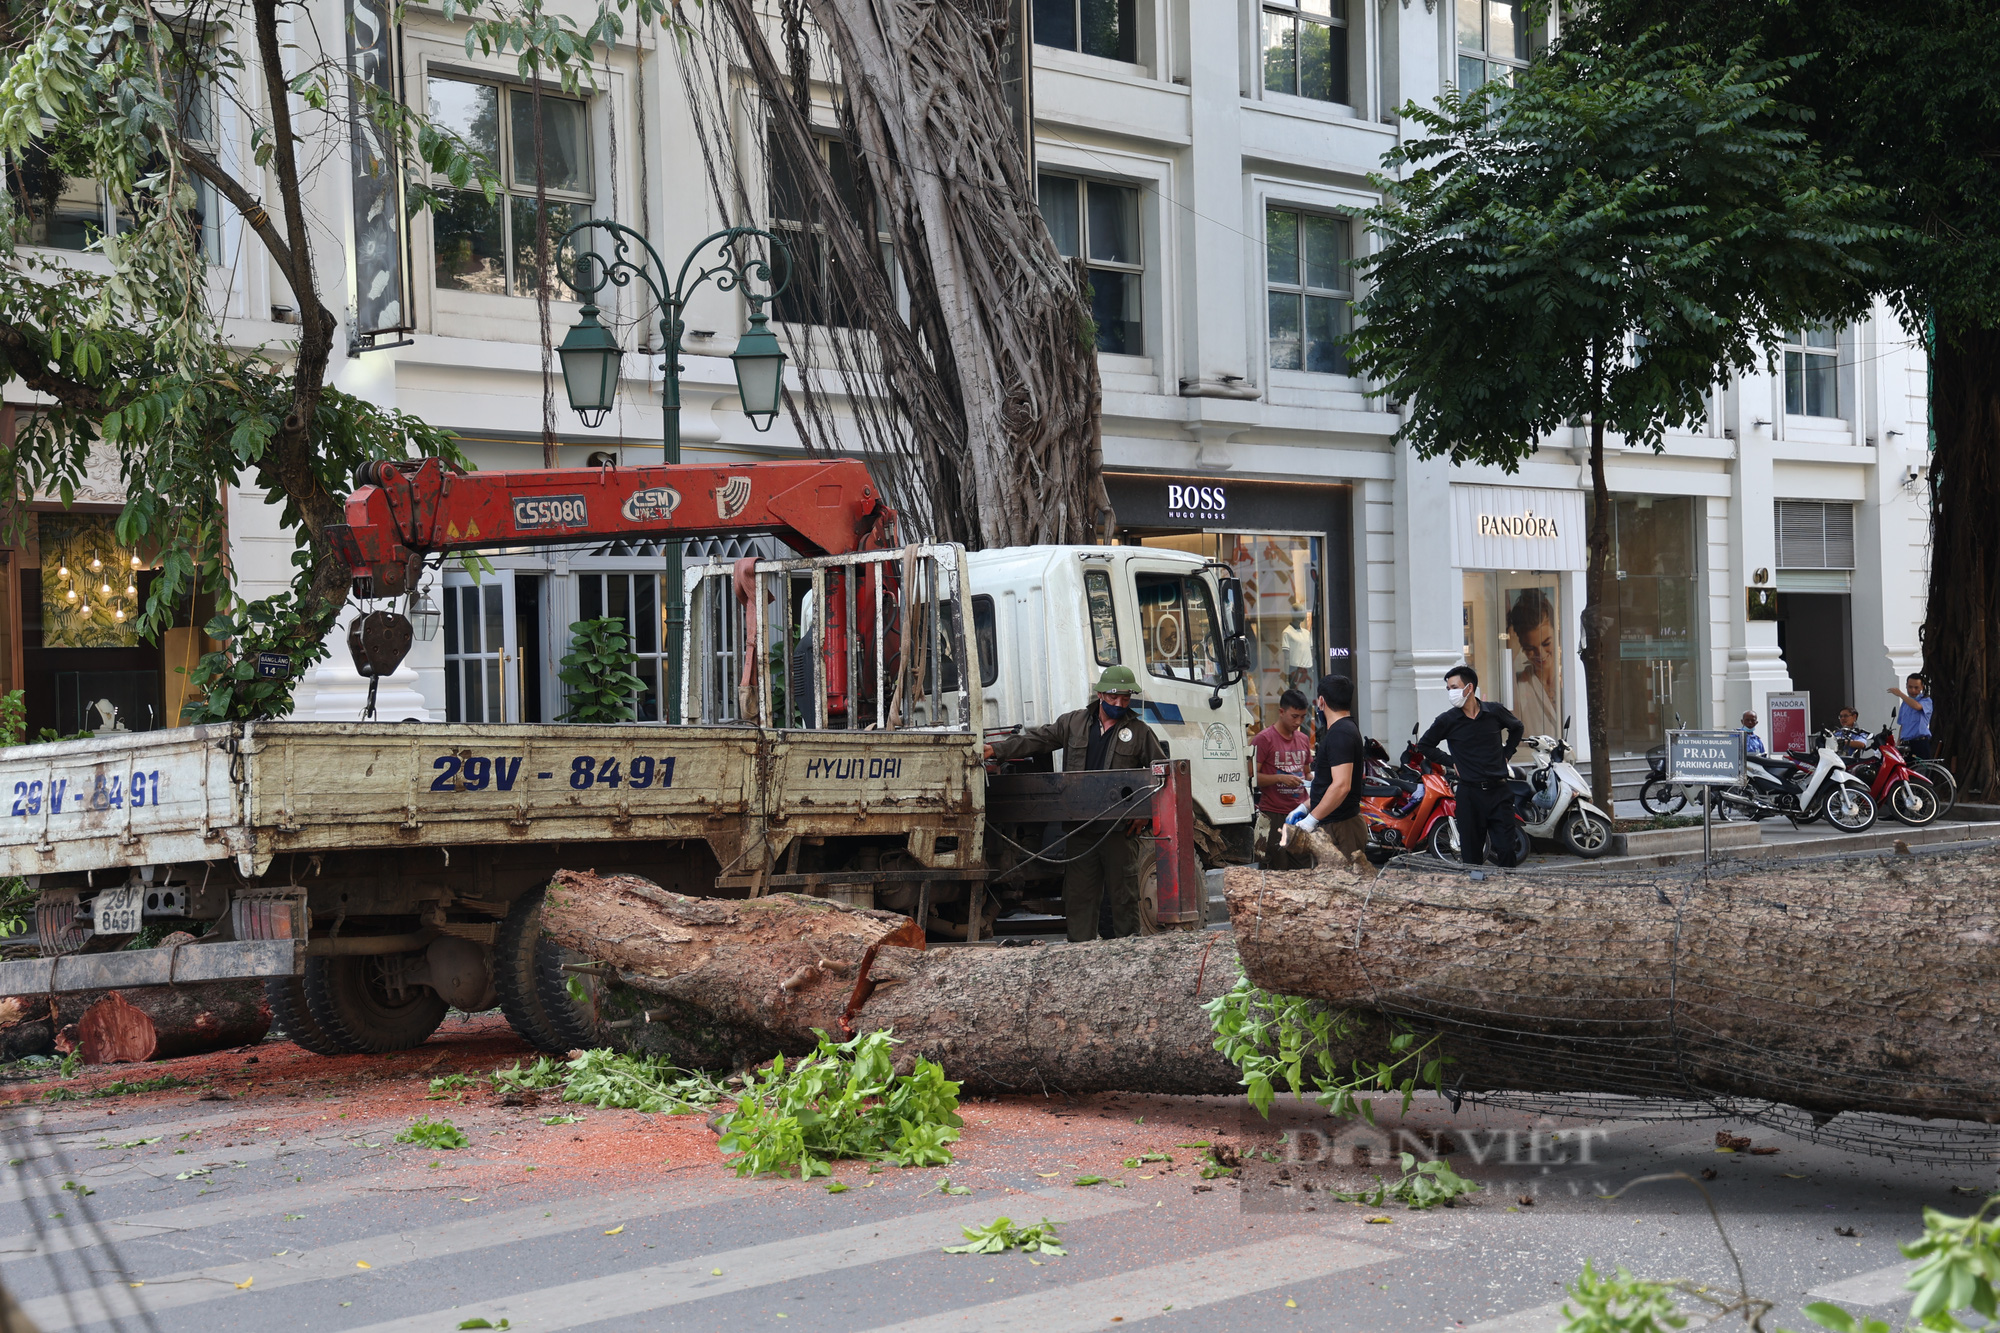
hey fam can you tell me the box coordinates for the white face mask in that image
[1447,686,1468,707]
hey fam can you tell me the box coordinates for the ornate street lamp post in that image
[553,221,791,724]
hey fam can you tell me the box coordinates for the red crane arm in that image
[328,457,899,596]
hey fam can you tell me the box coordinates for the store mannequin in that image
[1280,612,1314,685]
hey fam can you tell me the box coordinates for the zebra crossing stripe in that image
[0,1125,406,1208]
[856,1234,1397,1332]
[1810,1260,1917,1307]
[1457,1298,1577,1332]
[16,1178,779,1331]
[0,1171,409,1262]
[341,1187,1153,1333]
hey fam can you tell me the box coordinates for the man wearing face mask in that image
[1418,664,1526,867]
[984,665,1166,940]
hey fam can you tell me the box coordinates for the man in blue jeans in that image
[1890,674,1936,762]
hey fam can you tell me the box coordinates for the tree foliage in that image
[1577,1,2000,798]
[1351,31,1888,464]
[0,0,678,721]
[1347,32,1892,802]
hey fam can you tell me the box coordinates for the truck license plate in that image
[94,884,142,936]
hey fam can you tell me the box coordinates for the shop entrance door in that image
[442,571,545,723]
[1605,496,1700,755]
[1128,531,1326,732]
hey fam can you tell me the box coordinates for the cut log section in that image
[539,869,1396,1095]
[1,982,270,1064]
[1224,846,2000,1121]
[75,984,271,1063]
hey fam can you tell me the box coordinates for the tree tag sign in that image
[256,652,292,680]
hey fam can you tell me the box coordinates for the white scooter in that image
[1714,729,1877,831]
[1513,733,1615,858]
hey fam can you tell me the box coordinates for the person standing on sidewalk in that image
[1418,665,1525,867]
[1890,674,1936,762]
[1284,676,1370,868]
[983,665,1165,940]
[1252,689,1313,868]
[1740,711,1766,756]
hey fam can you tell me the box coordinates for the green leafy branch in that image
[943,1217,1066,1257]
[1336,1152,1479,1211]
[1203,976,1451,1122]
[713,1029,964,1180]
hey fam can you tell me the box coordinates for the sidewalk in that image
[1521,799,2000,871]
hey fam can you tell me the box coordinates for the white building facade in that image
[0,0,1931,763]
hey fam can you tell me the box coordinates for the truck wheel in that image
[501,884,619,1052]
[302,953,448,1053]
[265,976,359,1056]
[533,937,619,1051]
[494,888,572,1055]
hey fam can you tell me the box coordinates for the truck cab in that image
[963,546,1254,855]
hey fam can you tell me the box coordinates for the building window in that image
[1038,174,1143,355]
[1262,0,1349,105]
[576,572,668,722]
[1783,325,1840,418]
[428,75,592,299]
[769,131,895,329]
[1775,500,1856,570]
[443,582,506,723]
[9,77,221,259]
[1266,207,1351,374]
[1456,0,1532,91]
[1033,0,1137,62]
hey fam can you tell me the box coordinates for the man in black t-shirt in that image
[1417,664,1526,867]
[1285,675,1369,868]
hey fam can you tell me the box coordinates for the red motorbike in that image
[1845,726,1942,826]
[1357,736,1459,859]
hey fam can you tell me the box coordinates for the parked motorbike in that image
[1511,733,1616,857]
[1358,735,1459,859]
[1715,729,1877,830]
[1843,724,1942,827]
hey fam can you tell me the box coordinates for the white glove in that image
[1293,812,1320,833]
[1285,801,1311,825]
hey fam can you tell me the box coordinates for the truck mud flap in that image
[0,939,304,998]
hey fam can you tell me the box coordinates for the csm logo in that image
[622,486,682,522]
[1165,483,1226,519]
[714,476,753,520]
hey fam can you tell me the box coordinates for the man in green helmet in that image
[982,665,1168,941]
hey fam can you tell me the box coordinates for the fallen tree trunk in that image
[75,986,269,1063]
[0,982,269,1063]
[1224,846,2000,1121]
[540,869,1394,1095]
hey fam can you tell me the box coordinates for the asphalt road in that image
[5,1067,1992,1333]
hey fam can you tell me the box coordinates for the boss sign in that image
[1165,484,1227,520]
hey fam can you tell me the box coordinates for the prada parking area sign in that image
[1667,730,1745,786]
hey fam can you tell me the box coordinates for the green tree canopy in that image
[1577,0,2000,796]
[1348,32,1893,803]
